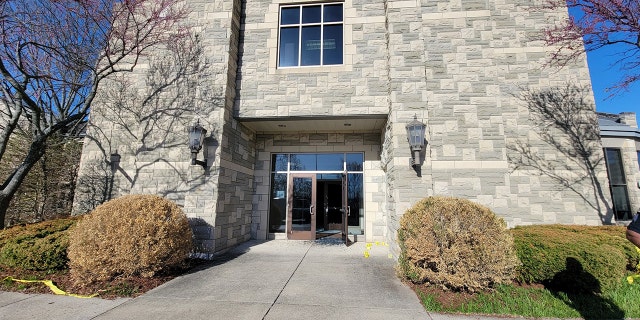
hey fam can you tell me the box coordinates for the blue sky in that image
[586,47,640,116]
[565,7,640,116]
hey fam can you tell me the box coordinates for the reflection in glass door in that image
[287,174,316,240]
[270,153,364,239]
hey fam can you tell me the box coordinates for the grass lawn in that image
[414,280,640,319]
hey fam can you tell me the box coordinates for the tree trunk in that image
[0,139,47,229]
[0,194,11,229]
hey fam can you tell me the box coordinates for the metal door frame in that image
[286,173,317,240]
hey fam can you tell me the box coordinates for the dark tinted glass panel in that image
[605,149,626,185]
[272,154,288,171]
[317,173,342,180]
[347,173,363,234]
[290,154,316,171]
[291,177,313,231]
[346,153,363,171]
[269,173,288,233]
[323,4,343,22]
[317,153,344,171]
[323,25,343,65]
[612,186,632,220]
[301,26,321,66]
[302,5,321,23]
[279,27,299,67]
[281,7,299,25]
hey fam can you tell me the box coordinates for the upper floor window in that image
[278,3,344,68]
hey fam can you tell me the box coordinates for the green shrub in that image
[0,217,78,270]
[512,224,637,293]
[68,194,193,283]
[398,196,520,292]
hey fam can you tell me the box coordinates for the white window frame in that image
[277,2,344,68]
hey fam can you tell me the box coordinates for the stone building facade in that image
[74,0,610,255]
[599,112,640,222]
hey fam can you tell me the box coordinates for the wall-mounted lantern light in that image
[188,121,207,168]
[405,114,426,169]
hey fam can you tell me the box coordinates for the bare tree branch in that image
[0,0,190,228]
[540,0,640,93]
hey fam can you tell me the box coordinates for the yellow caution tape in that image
[3,277,98,298]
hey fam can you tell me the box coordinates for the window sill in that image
[272,64,352,74]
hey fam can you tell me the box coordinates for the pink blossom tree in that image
[0,0,190,228]
[543,0,640,92]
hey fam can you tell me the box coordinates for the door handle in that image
[310,205,314,215]
[347,206,351,217]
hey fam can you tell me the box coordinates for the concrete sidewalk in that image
[0,240,515,320]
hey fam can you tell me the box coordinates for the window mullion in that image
[298,9,302,67]
[320,4,324,66]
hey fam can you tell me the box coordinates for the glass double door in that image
[287,173,349,243]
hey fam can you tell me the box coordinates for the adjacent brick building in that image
[74,0,611,255]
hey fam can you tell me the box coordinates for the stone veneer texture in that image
[74,0,610,254]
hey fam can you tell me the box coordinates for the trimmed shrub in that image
[0,217,78,270]
[398,196,520,292]
[512,225,637,293]
[68,194,193,282]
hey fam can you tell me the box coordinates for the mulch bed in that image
[407,281,475,309]
[406,280,546,310]
[0,259,209,299]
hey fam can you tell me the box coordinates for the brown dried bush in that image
[68,194,192,283]
[398,196,520,292]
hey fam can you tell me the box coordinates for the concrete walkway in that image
[0,240,515,320]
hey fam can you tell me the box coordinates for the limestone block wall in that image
[73,0,611,255]
[208,0,256,251]
[233,0,608,254]
[73,0,254,254]
[382,0,431,250]
[236,0,390,118]
[383,0,608,254]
